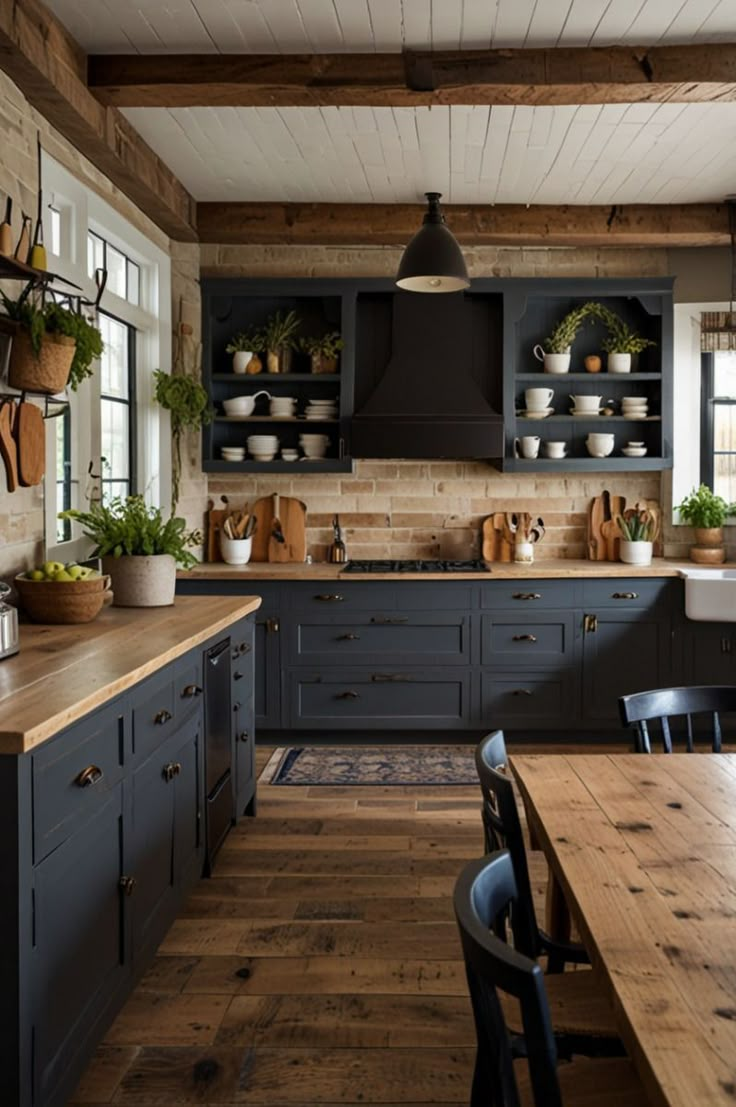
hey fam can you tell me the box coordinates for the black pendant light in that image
[396,192,470,293]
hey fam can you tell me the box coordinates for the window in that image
[87,231,141,306]
[48,207,61,257]
[55,407,72,543]
[701,351,736,502]
[99,312,136,502]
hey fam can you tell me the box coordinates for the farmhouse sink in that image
[679,568,736,621]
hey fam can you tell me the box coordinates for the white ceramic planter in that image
[220,535,253,565]
[619,540,653,566]
[102,554,176,607]
[232,351,253,374]
[607,352,632,374]
[533,344,571,374]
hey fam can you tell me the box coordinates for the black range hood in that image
[351,292,504,459]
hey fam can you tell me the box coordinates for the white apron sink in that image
[679,568,736,621]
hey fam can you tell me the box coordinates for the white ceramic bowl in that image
[622,446,648,457]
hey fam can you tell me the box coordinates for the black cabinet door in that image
[130,740,176,963]
[682,623,736,685]
[33,786,126,1106]
[255,612,281,728]
[172,713,203,886]
[582,609,671,725]
[231,619,256,817]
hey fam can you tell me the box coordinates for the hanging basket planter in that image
[8,329,76,394]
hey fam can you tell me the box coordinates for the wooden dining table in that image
[511,753,736,1107]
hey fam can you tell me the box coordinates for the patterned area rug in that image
[270,745,478,786]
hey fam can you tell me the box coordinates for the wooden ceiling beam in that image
[196,201,731,247]
[0,0,197,241]
[88,44,736,108]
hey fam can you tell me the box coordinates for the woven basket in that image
[8,330,75,394]
[14,573,112,624]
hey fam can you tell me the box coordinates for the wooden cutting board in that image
[250,496,276,562]
[587,493,607,561]
[0,400,19,493]
[251,494,308,562]
[15,401,45,486]
[482,513,514,562]
[206,496,230,562]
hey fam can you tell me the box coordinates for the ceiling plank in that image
[196,200,730,247]
[0,0,197,241]
[88,44,736,108]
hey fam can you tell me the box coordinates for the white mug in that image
[514,435,541,459]
[543,441,567,459]
[570,394,602,411]
[525,387,554,410]
[586,432,614,458]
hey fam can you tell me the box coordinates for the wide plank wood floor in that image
[68,742,622,1107]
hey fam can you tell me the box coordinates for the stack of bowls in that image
[221,446,246,462]
[270,396,297,418]
[299,433,329,459]
[621,396,649,420]
[305,398,338,421]
[247,434,279,461]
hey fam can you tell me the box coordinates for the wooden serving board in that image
[15,401,45,486]
[481,513,514,562]
[206,497,230,562]
[250,496,276,562]
[277,495,307,563]
[0,400,19,493]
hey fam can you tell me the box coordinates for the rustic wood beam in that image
[196,201,730,248]
[0,0,196,241]
[88,44,736,108]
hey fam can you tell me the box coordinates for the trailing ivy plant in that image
[60,495,201,569]
[153,369,212,513]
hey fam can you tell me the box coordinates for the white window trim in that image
[41,154,171,560]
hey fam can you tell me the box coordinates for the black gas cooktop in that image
[341,559,491,573]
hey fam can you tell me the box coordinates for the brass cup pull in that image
[512,593,541,601]
[511,688,533,697]
[337,633,361,641]
[335,690,360,700]
[233,701,242,712]
[119,876,136,897]
[315,594,345,602]
[76,764,103,788]
[612,592,638,600]
[238,642,252,654]
[154,709,173,725]
[181,684,202,698]
[512,634,538,642]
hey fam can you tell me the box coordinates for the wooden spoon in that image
[0,401,19,492]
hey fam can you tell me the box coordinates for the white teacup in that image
[570,394,602,412]
[543,441,567,459]
[586,432,614,458]
[514,435,541,459]
[525,387,554,411]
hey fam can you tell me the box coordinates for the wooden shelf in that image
[211,373,340,383]
[215,415,338,423]
[515,372,662,381]
[204,459,353,474]
[515,415,661,423]
[505,456,672,472]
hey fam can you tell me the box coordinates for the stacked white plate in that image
[247,434,279,461]
[304,399,338,421]
[621,396,648,420]
[299,433,329,459]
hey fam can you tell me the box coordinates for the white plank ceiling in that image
[45,0,736,53]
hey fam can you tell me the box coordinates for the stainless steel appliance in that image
[0,582,19,659]
[341,559,491,573]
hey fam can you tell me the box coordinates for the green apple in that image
[78,567,99,580]
[27,570,45,581]
[66,565,85,580]
[53,570,74,582]
[42,561,64,578]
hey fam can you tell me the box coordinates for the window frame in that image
[700,350,736,498]
[98,308,138,503]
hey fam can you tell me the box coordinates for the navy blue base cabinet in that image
[0,616,256,1107]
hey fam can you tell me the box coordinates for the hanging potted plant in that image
[533,301,601,374]
[61,495,201,607]
[225,328,264,375]
[2,291,104,394]
[263,310,300,374]
[153,369,212,514]
[675,484,735,564]
[299,331,344,375]
[598,308,656,373]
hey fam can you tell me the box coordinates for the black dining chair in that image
[618,685,736,753]
[475,732,621,1054]
[454,852,649,1107]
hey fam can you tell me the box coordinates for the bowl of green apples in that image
[15,562,112,624]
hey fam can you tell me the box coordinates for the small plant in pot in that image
[225,329,264,375]
[263,310,300,374]
[2,291,104,393]
[615,507,657,566]
[533,301,602,374]
[598,308,656,373]
[299,331,344,374]
[60,496,201,607]
[675,484,735,564]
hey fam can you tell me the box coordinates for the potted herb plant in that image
[2,292,104,393]
[676,484,735,564]
[263,310,300,374]
[61,495,200,606]
[615,507,657,566]
[153,370,212,514]
[533,301,602,374]
[225,329,264,375]
[598,308,656,373]
[299,331,344,374]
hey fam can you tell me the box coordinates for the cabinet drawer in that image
[289,612,470,666]
[132,670,177,760]
[176,659,204,719]
[581,578,673,608]
[288,669,470,729]
[481,613,575,667]
[33,700,126,862]
[291,583,397,611]
[481,580,575,609]
[481,671,576,726]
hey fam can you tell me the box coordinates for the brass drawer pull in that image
[511,688,533,697]
[612,592,638,600]
[162,761,182,782]
[371,673,411,682]
[370,616,409,625]
[315,594,345,602]
[265,617,280,633]
[584,613,598,633]
[512,592,541,601]
[337,633,361,641]
[512,634,537,642]
[76,764,103,788]
[181,684,202,698]
[154,709,173,725]
[119,876,136,897]
[335,690,360,700]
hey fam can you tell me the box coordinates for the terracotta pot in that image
[246,353,263,374]
[8,330,75,394]
[102,554,176,607]
[584,355,602,373]
[694,527,724,548]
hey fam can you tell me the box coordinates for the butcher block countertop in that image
[179,558,708,582]
[0,596,261,755]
